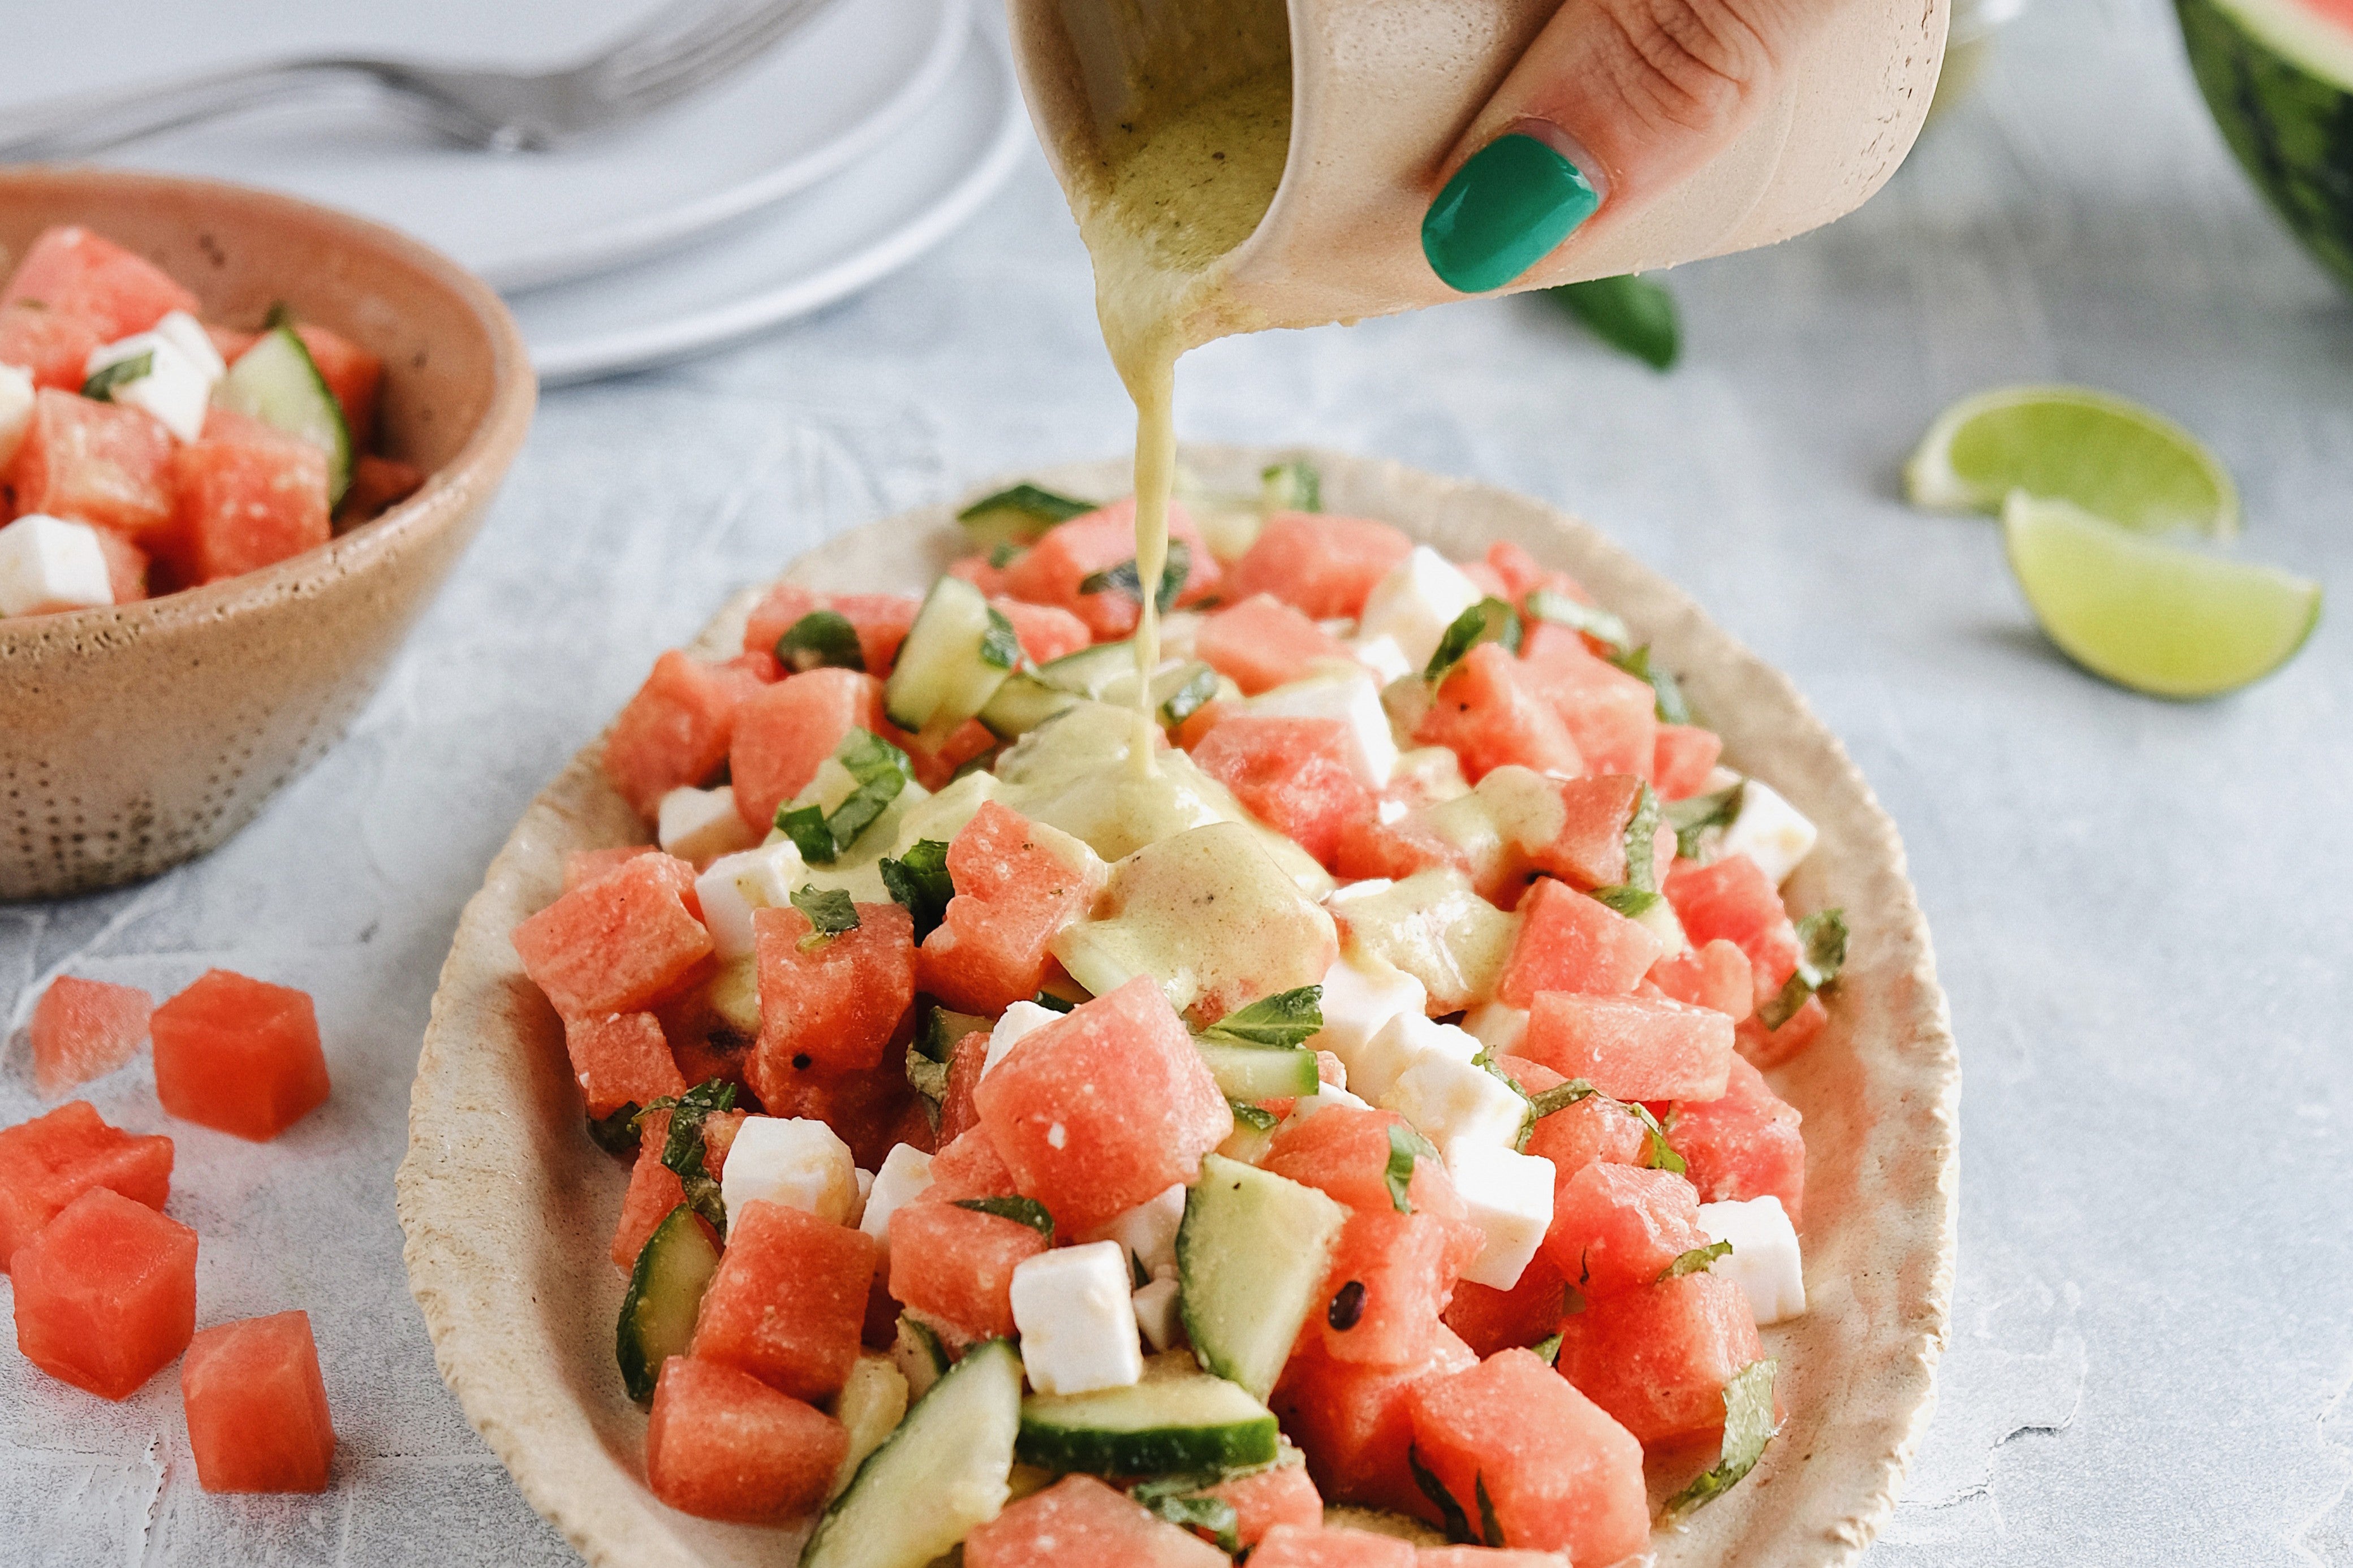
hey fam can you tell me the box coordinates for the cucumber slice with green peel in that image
[1032,638,1141,697]
[889,1314,951,1401]
[1179,1155,1350,1400]
[956,482,1096,549]
[979,671,1083,740]
[213,325,353,505]
[1193,1041,1321,1101]
[1015,1351,1279,1475]
[803,1337,1023,1568]
[884,575,1021,735]
[615,1205,720,1402]
[1097,659,1222,724]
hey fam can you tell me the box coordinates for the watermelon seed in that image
[792,1053,812,1070]
[1328,1281,1367,1330]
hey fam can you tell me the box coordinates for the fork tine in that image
[601,0,828,103]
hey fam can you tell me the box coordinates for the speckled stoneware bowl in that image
[0,167,534,901]
[400,446,1959,1568]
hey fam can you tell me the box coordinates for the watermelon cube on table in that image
[690,1199,874,1402]
[886,1195,1047,1341]
[1248,1523,1416,1567]
[1404,1347,1648,1563]
[728,668,886,832]
[1519,991,1734,1102]
[1415,643,1585,783]
[512,852,712,1019]
[180,1310,336,1492]
[170,407,331,585]
[1,226,199,343]
[27,975,153,1097]
[1669,1053,1805,1224]
[0,1100,173,1268]
[964,1474,1231,1568]
[1516,623,1658,780]
[918,801,1106,1015]
[1496,878,1665,1007]
[1196,593,1353,694]
[645,1355,846,1523]
[562,1012,684,1117]
[602,649,775,820]
[997,496,1221,640]
[150,969,331,1142]
[750,901,915,1088]
[1552,1270,1766,1444]
[1223,511,1415,620]
[7,388,176,539]
[1269,1328,1476,1516]
[11,1186,196,1399]
[973,976,1230,1233]
[1190,716,1374,869]
[1542,1161,1710,1299]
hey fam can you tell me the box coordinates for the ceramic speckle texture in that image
[0,167,535,901]
[398,446,1958,1568]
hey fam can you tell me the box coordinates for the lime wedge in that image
[1907,385,2239,538]
[2002,493,2320,698]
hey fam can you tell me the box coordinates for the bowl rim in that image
[0,163,536,644]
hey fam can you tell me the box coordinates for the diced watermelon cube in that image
[180,1310,336,1493]
[690,1199,874,1402]
[609,1115,709,1272]
[1664,854,1786,957]
[1405,1347,1648,1563]
[1736,992,1828,1069]
[1496,879,1664,1007]
[918,802,1106,1014]
[1415,643,1585,783]
[8,388,176,538]
[753,1061,927,1173]
[1524,775,1649,890]
[1190,716,1374,869]
[946,552,1011,597]
[998,498,1221,640]
[1313,1205,1484,1366]
[0,1100,173,1269]
[729,668,886,832]
[1197,593,1353,694]
[1263,1107,1471,1222]
[287,323,382,446]
[1269,1327,1475,1515]
[1519,1087,1645,1190]
[1542,1161,1709,1299]
[0,301,104,390]
[171,407,331,584]
[2,227,199,342]
[1670,1054,1805,1223]
[991,597,1091,666]
[966,1474,1231,1568]
[336,453,425,524]
[823,592,923,674]
[974,977,1230,1232]
[562,1012,685,1117]
[1520,992,1734,1102]
[1332,811,1473,885]
[90,524,148,603]
[1224,512,1415,620]
[1441,1245,1567,1359]
[1203,1462,1324,1549]
[511,853,712,1018]
[1647,938,1754,1022]
[1652,724,1723,800]
[894,714,997,792]
[1552,1272,1765,1444]
[886,1197,1046,1341]
[645,1355,846,1523]
[11,1186,196,1399]
[924,1126,1018,1202]
[150,969,331,1142]
[27,976,152,1097]
[562,844,653,893]
[1249,1524,1416,1567]
[602,650,773,819]
[749,901,915,1087]
[1516,624,1657,780]
[740,582,822,661]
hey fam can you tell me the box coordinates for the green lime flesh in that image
[1907,385,2239,537]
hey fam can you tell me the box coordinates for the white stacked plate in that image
[2,0,1029,379]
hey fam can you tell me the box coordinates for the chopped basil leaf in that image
[1549,273,1681,372]
[1523,587,1631,653]
[1664,779,1744,861]
[1384,1122,1437,1215]
[1610,645,1692,725]
[1591,885,1661,919]
[1229,1100,1279,1131]
[1407,1446,1477,1545]
[879,839,955,942]
[1517,1078,1598,1151]
[913,1003,990,1064]
[1136,1491,1239,1554]
[1260,458,1322,513]
[785,728,913,862]
[1160,663,1218,725]
[1622,782,1662,895]
[1529,1331,1563,1366]
[1661,1239,1733,1280]
[956,482,1096,547]
[987,541,1022,568]
[1079,539,1191,614]
[1031,990,1076,1014]
[585,1102,644,1155]
[775,608,865,673]
[954,1195,1055,1240]
[1627,1102,1687,1174]
[980,606,1022,671]
[1425,597,1524,680]
[775,803,834,862]
[905,1043,950,1122]
[1200,985,1324,1049]
[1759,908,1849,1030]
[658,1079,739,1237]
[1666,1359,1779,1518]
[1476,1474,1505,1549]
[81,350,153,401]
[790,884,860,949]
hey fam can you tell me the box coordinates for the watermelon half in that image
[2178,0,2353,290]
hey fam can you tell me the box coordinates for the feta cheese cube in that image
[0,363,33,470]
[1697,1195,1807,1324]
[1380,1053,1528,1154]
[1282,1083,1369,1126]
[1358,546,1483,672]
[981,1000,1064,1078]
[1718,778,1818,887]
[720,1116,860,1229]
[1009,1241,1143,1396]
[83,329,213,442]
[658,784,759,865]
[1084,1183,1186,1283]
[1346,1011,1479,1104]
[0,513,114,616]
[695,841,806,960]
[1132,1277,1185,1352]
[1247,672,1398,788]
[1350,633,1412,685]
[1309,952,1427,1063]
[150,311,226,382]
[852,1168,874,1229]
[859,1142,935,1251]
[1445,1143,1555,1289]
[1461,1001,1529,1058]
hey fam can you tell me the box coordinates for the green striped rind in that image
[2177,0,2353,292]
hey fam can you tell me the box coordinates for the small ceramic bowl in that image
[0,166,535,902]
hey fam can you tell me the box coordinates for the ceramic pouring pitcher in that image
[1007,0,1949,330]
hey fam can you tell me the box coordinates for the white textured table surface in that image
[5,0,2350,1560]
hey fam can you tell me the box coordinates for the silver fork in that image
[0,0,844,160]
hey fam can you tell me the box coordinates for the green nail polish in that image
[1421,133,1600,294]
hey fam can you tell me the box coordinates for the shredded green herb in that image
[878,839,955,942]
[1591,885,1662,919]
[777,728,914,862]
[1628,1102,1687,1174]
[954,1195,1054,1240]
[980,606,1022,671]
[1664,779,1744,861]
[1476,1474,1506,1548]
[1200,986,1324,1049]
[1384,1122,1438,1215]
[1759,908,1849,1030]
[775,608,864,673]
[653,1080,739,1236]
[1031,990,1076,1014]
[1622,782,1662,895]
[956,482,1095,547]
[1523,587,1631,653]
[1661,1239,1733,1280]
[1260,458,1321,513]
[81,351,153,402]
[1426,597,1524,680]
[585,1102,644,1156]
[790,884,860,949]
[1228,1100,1279,1132]
[1610,645,1692,725]
[1666,1359,1779,1517]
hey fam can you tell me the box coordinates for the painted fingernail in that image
[1421,131,1602,294]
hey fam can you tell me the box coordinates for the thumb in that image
[1420,0,1817,293]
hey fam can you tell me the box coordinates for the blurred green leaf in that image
[1550,274,1680,370]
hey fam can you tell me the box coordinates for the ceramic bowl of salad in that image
[0,165,534,901]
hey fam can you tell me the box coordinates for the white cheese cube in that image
[658,784,759,865]
[1445,1143,1555,1289]
[721,1116,860,1229]
[83,330,213,442]
[1247,672,1398,788]
[0,363,33,470]
[1309,952,1427,1063]
[859,1142,934,1251]
[1380,1053,1528,1154]
[851,1168,873,1229]
[1009,1241,1144,1396]
[1462,1001,1529,1057]
[0,513,113,616]
[1358,546,1483,672]
[695,841,806,961]
[1698,1195,1807,1324]
[1132,1277,1185,1352]
[150,310,226,381]
[1718,778,1818,886]
[1346,1012,1479,1104]
[1282,1083,1369,1126]
[981,1000,1064,1079]
[1084,1183,1187,1283]
[1350,633,1412,685]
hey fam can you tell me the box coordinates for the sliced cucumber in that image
[884,575,1020,736]
[828,1354,911,1501]
[1193,1041,1321,1101]
[889,1313,950,1401]
[915,1005,992,1064]
[615,1205,720,1402]
[213,325,352,504]
[1016,1351,1278,1475]
[979,671,1083,740]
[803,1337,1023,1568]
[1179,1155,1350,1400]
[1033,638,1140,697]
[1097,659,1222,724]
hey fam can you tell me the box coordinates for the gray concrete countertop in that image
[3,0,2347,1560]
